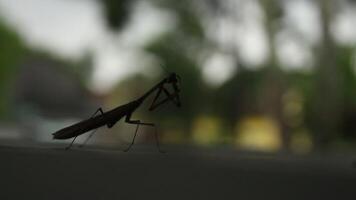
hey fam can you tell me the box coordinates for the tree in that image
[0,22,25,118]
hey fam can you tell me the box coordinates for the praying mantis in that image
[52,73,181,153]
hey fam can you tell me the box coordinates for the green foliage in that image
[0,22,25,118]
[337,47,356,104]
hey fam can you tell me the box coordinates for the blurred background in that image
[0,0,356,154]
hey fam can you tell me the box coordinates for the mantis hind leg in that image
[79,128,99,148]
[65,136,78,150]
[153,126,165,153]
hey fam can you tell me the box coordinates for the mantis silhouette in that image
[52,73,181,152]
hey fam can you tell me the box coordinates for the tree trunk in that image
[259,0,290,151]
[312,0,343,150]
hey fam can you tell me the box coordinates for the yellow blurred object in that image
[290,130,313,154]
[282,89,304,127]
[192,116,221,145]
[235,116,281,152]
[162,130,186,144]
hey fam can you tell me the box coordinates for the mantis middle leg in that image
[79,108,106,148]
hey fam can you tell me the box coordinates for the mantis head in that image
[148,72,182,111]
[167,73,181,89]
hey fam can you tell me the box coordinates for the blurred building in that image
[7,55,100,142]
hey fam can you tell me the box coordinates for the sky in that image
[0,0,355,92]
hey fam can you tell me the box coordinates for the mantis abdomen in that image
[53,114,123,139]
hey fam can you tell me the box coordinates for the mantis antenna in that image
[158,62,170,75]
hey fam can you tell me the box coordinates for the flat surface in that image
[1,144,356,200]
